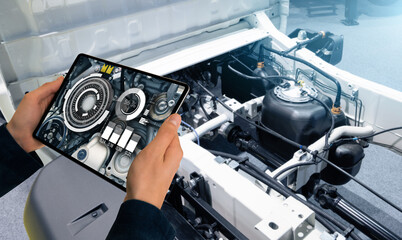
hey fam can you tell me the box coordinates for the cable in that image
[295,67,362,116]
[207,149,249,162]
[230,55,297,83]
[354,99,358,126]
[196,81,307,151]
[209,137,364,238]
[307,93,335,150]
[181,120,200,145]
[227,63,298,84]
[333,126,402,146]
[249,51,285,75]
[357,99,363,127]
[272,161,317,180]
[228,55,255,74]
[298,70,363,126]
[243,161,363,240]
[248,41,258,55]
[315,153,402,213]
[194,81,402,214]
[282,31,326,55]
[355,126,402,140]
[237,163,362,240]
[227,64,261,80]
[261,45,342,109]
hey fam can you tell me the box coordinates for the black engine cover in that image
[259,89,345,160]
[321,142,364,185]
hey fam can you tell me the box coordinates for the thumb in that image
[148,114,181,153]
[35,76,64,100]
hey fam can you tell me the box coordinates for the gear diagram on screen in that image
[37,55,185,186]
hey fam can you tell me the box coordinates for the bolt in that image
[157,101,168,111]
[168,100,175,107]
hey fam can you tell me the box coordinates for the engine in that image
[164,41,365,186]
[36,37,399,240]
[160,40,390,239]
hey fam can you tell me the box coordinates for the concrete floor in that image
[1,1,402,239]
[287,0,402,91]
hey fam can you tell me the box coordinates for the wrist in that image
[6,122,28,152]
[124,192,163,209]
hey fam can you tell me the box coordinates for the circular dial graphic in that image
[121,93,140,114]
[63,75,113,132]
[115,88,146,121]
[148,92,173,121]
[37,116,67,148]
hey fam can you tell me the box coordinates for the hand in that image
[125,114,183,209]
[6,77,64,153]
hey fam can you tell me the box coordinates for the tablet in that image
[34,53,189,190]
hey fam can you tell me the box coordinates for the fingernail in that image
[168,114,181,127]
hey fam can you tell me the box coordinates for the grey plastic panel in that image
[0,0,274,85]
[1,0,271,42]
[24,156,125,240]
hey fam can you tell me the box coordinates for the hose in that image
[282,31,327,55]
[227,64,261,80]
[333,126,402,144]
[181,114,229,142]
[229,56,298,84]
[272,161,318,180]
[261,45,342,108]
[181,120,200,145]
[307,93,335,150]
[227,63,297,84]
[199,96,212,120]
[207,149,248,162]
[195,81,402,214]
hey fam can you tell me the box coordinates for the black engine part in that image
[288,29,344,65]
[259,87,347,160]
[321,141,365,185]
[221,56,277,102]
[315,184,401,240]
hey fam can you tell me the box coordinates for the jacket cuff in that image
[106,199,175,240]
[0,124,43,197]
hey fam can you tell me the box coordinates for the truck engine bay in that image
[158,38,401,240]
[34,31,401,240]
[1,1,401,239]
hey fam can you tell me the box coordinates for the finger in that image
[163,134,183,171]
[41,93,57,111]
[148,114,181,153]
[34,76,64,100]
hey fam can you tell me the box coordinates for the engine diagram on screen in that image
[36,55,186,187]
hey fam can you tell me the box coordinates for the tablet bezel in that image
[33,53,190,191]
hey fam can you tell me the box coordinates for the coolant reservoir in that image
[259,83,343,159]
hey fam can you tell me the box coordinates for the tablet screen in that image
[35,54,189,189]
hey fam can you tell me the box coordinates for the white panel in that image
[126,134,141,152]
[177,138,324,240]
[101,122,116,140]
[0,0,274,83]
[117,127,133,149]
[136,28,269,76]
[109,126,123,144]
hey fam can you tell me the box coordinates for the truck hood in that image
[0,0,289,84]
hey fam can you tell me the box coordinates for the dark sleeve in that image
[0,124,43,197]
[106,199,175,240]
